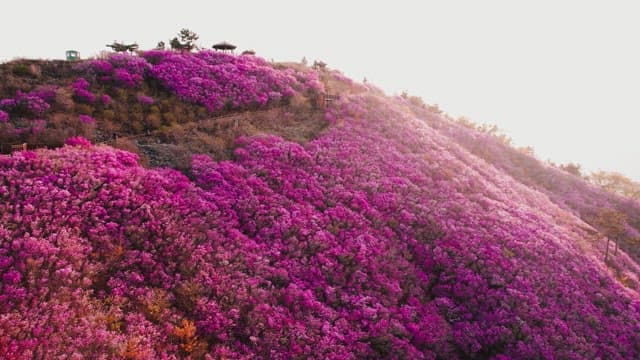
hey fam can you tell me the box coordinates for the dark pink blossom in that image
[137,95,154,105]
[79,114,95,124]
[72,78,95,104]
[100,94,111,105]
[64,136,92,147]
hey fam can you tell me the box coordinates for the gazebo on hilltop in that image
[212,41,237,54]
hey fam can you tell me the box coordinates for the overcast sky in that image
[2,1,639,180]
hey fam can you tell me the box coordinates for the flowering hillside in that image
[420,105,640,265]
[0,52,323,159]
[142,51,321,111]
[2,54,640,359]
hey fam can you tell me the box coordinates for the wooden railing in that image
[0,143,52,154]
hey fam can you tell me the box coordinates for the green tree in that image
[170,28,199,52]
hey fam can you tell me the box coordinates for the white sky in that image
[2,1,639,180]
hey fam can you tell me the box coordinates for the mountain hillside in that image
[1,51,640,359]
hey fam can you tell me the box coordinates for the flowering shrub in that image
[101,94,111,105]
[72,77,96,104]
[73,77,90,89]
[0,90,51,118]
[81,53,150,88]
[108,53,150,78]
[31,85,58,103]
[0,99,16,109]
[137,95,154,105]
[79,114,95,124]
[30,119,46,134]
[90,59,113,75]
[142,50,304,112]
[0,110,8,123]
[22,94,51,117]
[68,52,324,117]
[113,68,142,88]
[64,136,92,147]
[294,68,325,93]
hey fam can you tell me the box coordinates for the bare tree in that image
[592,208,627,262]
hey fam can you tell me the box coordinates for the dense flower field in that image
[141,50,321,112]
[2,81,640,358]
[0,52,323,141]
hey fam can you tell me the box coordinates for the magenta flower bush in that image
[30,85,58,103]
[90,59,113,75]
[101,94,111,106]
[0,110,8,123]
[2,87,640,359]
[79,114,95,124]
[70,52,323,115]
[72,77,96,104]
[19,92,51,117]
[142,50,304,112]
[30,119,46,134]
[113,68,142,88]
[0,99,16,109]
[0,90,51,118]
[137,94,154,105]
[294,69,325,93]
[64,136,92,147]
[108,53,151,78]
[79,53,150,88]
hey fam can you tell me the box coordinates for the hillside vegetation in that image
[1,50,640,359]
[0,51,335,168]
